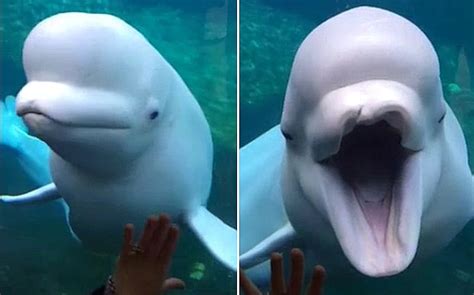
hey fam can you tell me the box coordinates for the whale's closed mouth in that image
[18,108,131,130]
[321,120,422,277]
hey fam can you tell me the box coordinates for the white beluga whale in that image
[240,6,474,280]
[0,12,236,270]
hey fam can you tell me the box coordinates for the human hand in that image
[113,214,185,295]
[240,248,326,295]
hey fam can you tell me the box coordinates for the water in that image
[0,0,236,294]
[241,0,473,294]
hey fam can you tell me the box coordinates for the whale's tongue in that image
[346,141,395,245]
[354,184,392,246]
[335,121,403,245]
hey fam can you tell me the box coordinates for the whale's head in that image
[16,13,173,170]
[280,7,447,277]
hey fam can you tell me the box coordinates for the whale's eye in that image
[281,129,293,141]
[149,111,159,120]
[438,112,446,123]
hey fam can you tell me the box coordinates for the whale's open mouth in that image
[321,120,422,277]
[332,121,408,244]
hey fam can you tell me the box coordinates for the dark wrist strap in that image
[104,275,116,295]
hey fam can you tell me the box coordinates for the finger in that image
[138,215,159,252]
[121,224,134,257]
[270,253,286,295]
[156,224,180,271]
[162,277,185,290]
[149,214,172,258]
[288,249,304,295]
[306,265,326,295]
[240,269,261,295]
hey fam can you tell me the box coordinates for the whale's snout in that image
[17,81,134,131]
[312,81,427,163]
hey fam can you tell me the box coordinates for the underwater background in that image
[0,0,236,294]
[241,0,473,294]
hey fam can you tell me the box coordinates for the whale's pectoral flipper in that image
[186,206,237,271]
[240,223,297,269]
[0,183,61,204]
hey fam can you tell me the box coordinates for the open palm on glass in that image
[240,249,326,295]
[113,215,185,295]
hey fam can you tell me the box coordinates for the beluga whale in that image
[1,95,51,189]
[0,12,236,270]
[1,95,69,238]
[240,6,474,280]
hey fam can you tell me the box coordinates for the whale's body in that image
[240,7,474,281]
[1,13,236,270]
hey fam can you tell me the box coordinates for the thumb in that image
[162,277,186,291]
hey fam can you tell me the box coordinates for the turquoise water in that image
[241,0,473,294]
[0,0,236,294]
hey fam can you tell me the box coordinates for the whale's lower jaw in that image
[321,121,422,277]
